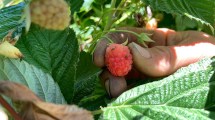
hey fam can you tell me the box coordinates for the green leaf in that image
[16,24,79,102]
[175,15,199,31]
[138,33,154,45]
[101,58,215,119]
[79,78,107,111]
[142,0,215,34]
[70,0,84,14]
[1,0,23,8]
[0,2,24,40]
[102,106,215,120]
[0,57,66,104]
[73,52,101,104]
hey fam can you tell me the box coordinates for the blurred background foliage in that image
[0,0,23,8]
[70,0,213,52]
[1,0,214,52]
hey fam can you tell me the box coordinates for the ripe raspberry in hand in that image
[30,0,70,30]
[105,43,133,76]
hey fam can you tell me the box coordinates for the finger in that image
[128,42,215,77]
[100,70,127,98]
[148,29,215,47]
[148,28,178,47]
[93,27,153,67]
[93,39,109,67]
[118,27,154,35]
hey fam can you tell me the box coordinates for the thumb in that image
[100,70,127,98]
[128,42,215,77]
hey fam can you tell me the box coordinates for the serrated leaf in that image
[139,33,154,42]
[16,24,79,103]
[0,57,66,104]
[78,78,107,111]
[101,58,215,119]
[103,106,215,120]
[0,2,24,40]
[73,52,101,104]
[142,0,215,34]
[137,37,148,47]
[175,15,199,31]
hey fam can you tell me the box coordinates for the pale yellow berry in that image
[30,0,71,30]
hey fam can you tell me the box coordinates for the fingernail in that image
[131,42,151,58]
[105,79,111,96]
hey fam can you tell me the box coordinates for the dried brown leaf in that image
[0,81,41,102]
[31,101,94,120]
[0,81,94,120]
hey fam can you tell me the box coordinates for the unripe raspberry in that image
[30,0,70,30]
[105,43,133,76]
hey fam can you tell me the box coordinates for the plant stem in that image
[109,29,141,38]
[101,36,114,43]
[109,29,153,37]
[0,96,21,120]
[103,0,117,32]
[108,29,153,47]
[114,0,127,19]
[92,109,103,115]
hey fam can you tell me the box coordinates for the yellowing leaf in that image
[0,41,23,58]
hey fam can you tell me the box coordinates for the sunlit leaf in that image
[101,58,215,119]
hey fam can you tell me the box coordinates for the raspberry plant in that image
[0,0,215,119]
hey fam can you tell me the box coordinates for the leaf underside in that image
[102,58,215,119]
[0,57,66,104]
[143,0,215,33]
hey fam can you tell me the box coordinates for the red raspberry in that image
[105,43,133,76]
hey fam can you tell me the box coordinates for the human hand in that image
[93,27,215,98]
